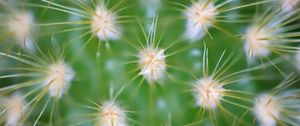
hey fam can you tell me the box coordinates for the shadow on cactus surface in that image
[0,0,300,126]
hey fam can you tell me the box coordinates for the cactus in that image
[0,0,300,126]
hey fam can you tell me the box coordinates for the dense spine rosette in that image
[44,61,74,98]
[91,6,121,41]
[40,0,124,44]
[0,44,75,125]
[244,26,272,61]
[180,0,270,42]
[138,47,166,83]
[254,94,280,126]
[194,77,224,109]
[254,79,300,126]
[98,101,127,126]
[244,9,300,63]
[184,0,218,41]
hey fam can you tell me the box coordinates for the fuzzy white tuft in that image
[138,47,166,83]
[7,11,35,51]
[194,77,224,109]
[5,93,25,126]
[244,26,273,62]
[44,61,74,98]
[254,94,280,126]
[184,0,218,41]
[91,6,121,41]
[98,101,127,126]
